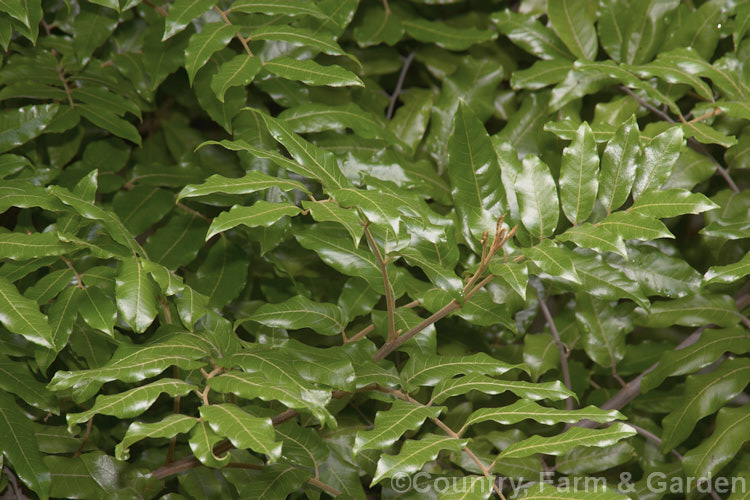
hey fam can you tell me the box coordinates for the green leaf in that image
[234,464,311,499]
[524,333,560,382]
[597,211,673,241]
[44,455,105,499]
[228,0,328,18]
[0,232,71,260]
[116,258,161,333]
[113,186,175,236]
[610,246,701,299]
[46,286,81,355]
[206,201,301,239]
[575,294,631,368]
[77,104,142,146]
[47,331,210,392]
[185,23,237,86]
[635,294,739,328]
[250,25,351,58]
[263,57,363,87]
[372,433,467,485]
[0,103,58,153]
[704,252,750,285]
[208,371,334,427]
[0,392,50,500]
[559,122,599,225]
[511,59,574,90]
[430,374,574,405]
[682,404,750,480]
[279,102,393,142]
[352,4,403,46]
[400,353,519,391]
[302,200,362,246]
[499,422,636,459]
[210,55,262,102]
[547,0,597,60]
[401,17,496,51]
[630,188,718,218]
[115,414,197,461]
[569,252,649,308]
[199,403,281,459]
[252,110,351,189]
[447,102,506,247]
[641,327,750,393]
[353,400,444,454]
[66,379,196,428]
[492,10,573,60]
[144,215,209,270]
[489,260,528,299]
[0,276,53,348]
[296,223,389,294]
[523,239,580,284]
[77,286,117,337]
[661,358,750,451]
[621,0,680,65]
[387,88,434,155]
[462,400,623,429]
[0,356,57,413]
[247,295,346,336]
[633,126,684,199]
[518,483,629,499]
[516,155,558,241]
[190,236,248,308]
[189,419,230,468]
[23,269,74,305]
[556,224,627,258]
[163,0,215,40]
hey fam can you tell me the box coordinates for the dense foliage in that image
[1,0,750,498]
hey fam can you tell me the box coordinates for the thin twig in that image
[213,6,253,57]
[363,223,397,342]
[536,291,575,412]
[58,67,75,108]
[176,201,212,222]
[142,0,167,17]
[62,257,85,289]
[386,52,415,120]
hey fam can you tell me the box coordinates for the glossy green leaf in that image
[206,201,301,239]
[430,374,573,405]
[279,102,393,142]
[228,0,327,18]
[372,433,467,485]
[492,10,573,60]
[556,224,627,258]
[0,276,53,348]
[682,404,750,480]
[115,414,197,461]
[630,188,718,218]
[163,0,215,40]
[115,258,160,334]
[661,358,750,451]
[67,379,196,428]
[0,392,50,500]
[302,200,362,246]
[401,353,520,391]
[401,17,496,51]
[208,371,334,427]
[575,294,631,368]
[641,327,750,393]
[0,103,58,154]
[0,356,57,413]
[24,269,74,305]
[0,232,70,260]
[633,126,684,199]
[447,102,506,247]
[547,0,597,60]
[635,293,739,328]
[523,239,580,284]
[185,23,237,86]
[77,286,117,337]
[516,155,558,241]
[597,211,673,241]
[77,104,142,146]
[559,122,599,225]
[462,400,622,429]
[263,57,363,87]
[354,400,444,454]
[190,236,248,308]
[499,422,636,459]
[247,295,346,336]
[199,403,281,459]
[209,54,262,102]
[704,252,750,285]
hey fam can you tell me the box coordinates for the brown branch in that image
[176,201,212,222]
[213,6,254,57]
[143,0,167,17]
[57,67,75,108]
[61,257,85,289]
[536,290,575,412]
[386,51,415,120]
[363,222,397,342]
